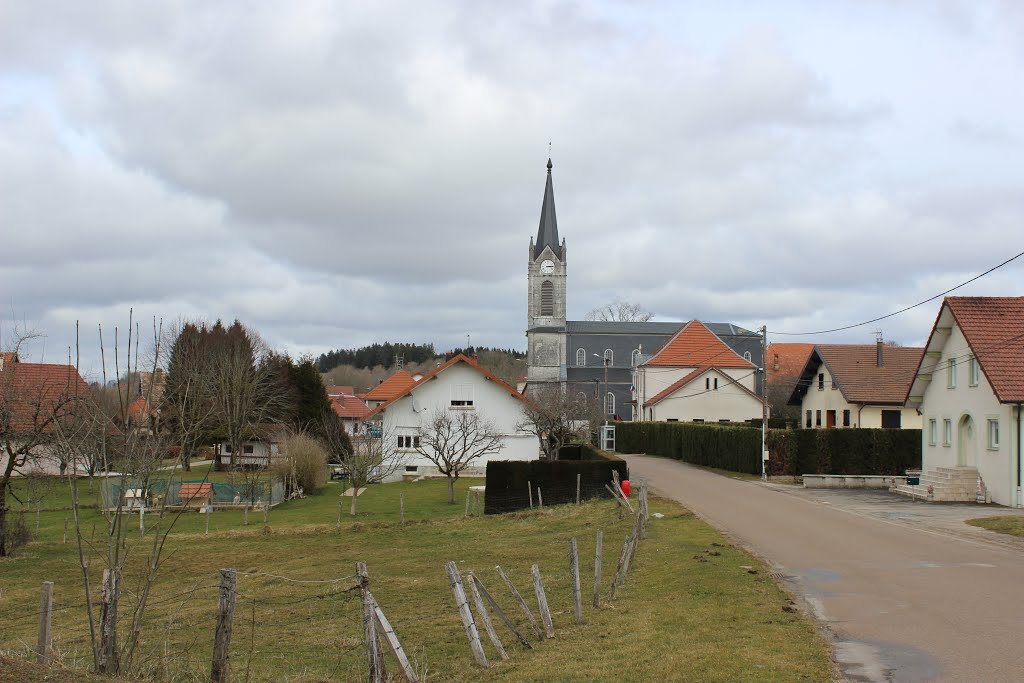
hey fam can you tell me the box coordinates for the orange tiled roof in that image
[945,297,1024,402]
[332,394,371,419]
[326,385,355,398]
[364,370,417,401]
[643,320,755,368]
[766,343,814,380]
[179,483,213,500]
[0,361,92,433]
[811,344,924,405]
[366,354,524,418]
[645,366,760,406]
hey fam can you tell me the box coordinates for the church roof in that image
[642,320,756,369]
[534,158,562,260]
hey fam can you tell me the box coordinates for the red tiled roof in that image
[645,366,760,406]
[366,354,525,418]
[945,297,1024,403]
[643,320,755,368]
[0,361,92,433]
[326,385,354,398]
[810,344,924,405]
[766,343,814,380]
[364,370,417,401]
[179,483,213,500]
[332,394,371,419]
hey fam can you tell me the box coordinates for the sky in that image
[2,0,1023,380]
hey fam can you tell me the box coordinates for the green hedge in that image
[617,422,921,476]
[484,454,629,515]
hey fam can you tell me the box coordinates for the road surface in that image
[626,455,1024,683]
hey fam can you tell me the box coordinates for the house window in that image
[397,435,421,449]
[743,351,752,362]
[540,281,554,316]
[969,356,979,386]
[223,444,232,454]
[576,348,586,366]
[815,410,821,427]
[805,410,812,428]
[943,419,952,446]
[405,465,418,473]
[881,410,901,429]
[692,418,705,423]
[667,418,679,422]
[705,378,711,390]
[947,357,957,388]
[988,419,1000,450]
[818,373,824,391]
[719,419,731,424]
[243,444,254,454]
[843,410,851,427]
[604,349,613,365]
[450,384,474,407]
[928,419,937,445]
[631,349,642,367]
[714,377,719,390]
[605,392,615,416]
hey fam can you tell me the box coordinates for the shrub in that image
[3,511,31,556]
[274,433,329,495]
[484,455,629,514]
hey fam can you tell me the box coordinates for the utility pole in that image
[761,325,768,481]
[603,355,610,426]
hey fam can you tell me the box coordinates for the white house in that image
[633,321,763,424]
[899,297,1024,506]
[365,354,539,479]
[789,342,923,430]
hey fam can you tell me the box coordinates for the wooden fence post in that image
[357,562,385,683]
[210,568,236,683]
[593,530,603,608]
[607,534,631,603]
[531,565,555,638]
[622,529,638,578]
[465,490,471,519]
[528,481,533,508]
[569,538,583,624]
[400,492,405,525]
[471,574,532,649]
[37,581,53,665]
[445,561,489,668]
[371,595,419,682]
[495,565,543,641]
[576,473,581,504]
[467,572,508,660]
[537,488,543,510]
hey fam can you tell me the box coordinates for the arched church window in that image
[743,351,752,362]
[631,349,641,367]
[604,349,613,365]
[576,348,586,366]
[541,281,554,316]
[605,392,615,416]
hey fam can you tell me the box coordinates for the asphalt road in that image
[625,455,1024,683]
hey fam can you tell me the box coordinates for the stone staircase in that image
[891,466,986,503]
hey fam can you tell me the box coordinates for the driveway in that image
[625,455,1024,683]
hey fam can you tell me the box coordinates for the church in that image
[525,159,764,420]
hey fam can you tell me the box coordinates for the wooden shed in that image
[179,483,214,510]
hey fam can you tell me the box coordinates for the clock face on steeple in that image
[540,259,555,274]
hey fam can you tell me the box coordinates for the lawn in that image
[1,474,833,682]
[966,516,1024,537]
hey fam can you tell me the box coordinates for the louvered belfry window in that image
[541,281,554,316]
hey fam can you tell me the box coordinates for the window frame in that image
[948,356,957,388]
[805,410,812,429]
[928,418,937,445]
[815,410,822,427]
[987,418,1000,450]
[631,348,642,367]
[604,348,614,365]
[818,373,825,391]
[450,383,475,408]
[943,418,953,446]
[576,348,586,367]
[969,356,979,387]
[843,410,851,427]
[604,391,615,416]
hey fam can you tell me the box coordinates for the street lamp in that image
[593,353,610,426]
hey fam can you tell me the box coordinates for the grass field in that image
[966,516,1024,537]
[1,472,833,682]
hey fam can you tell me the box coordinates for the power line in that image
[772,249,1024,336]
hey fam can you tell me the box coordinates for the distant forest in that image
[317,342,525,373]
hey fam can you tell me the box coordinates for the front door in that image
[957,415,976,467]
[826,410,836,429]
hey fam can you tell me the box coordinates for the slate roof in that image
[364,370,417,401]
[910,297,1024,404]
[644,366,760,406]
[0,360,92,433]
[366,354,524,418]
[332,394,371,419]
[533,158,562,259]
[790,344,924,406]
[642,321,756,369]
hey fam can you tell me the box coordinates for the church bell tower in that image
[526,158,567,385]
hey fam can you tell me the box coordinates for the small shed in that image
[179,483,214,510]
[123,488,148,510]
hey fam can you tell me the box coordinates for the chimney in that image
[877,338,884,368]
[773,352,779,371]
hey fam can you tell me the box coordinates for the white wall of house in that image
[377,362,539,478]
[216,441,281,467]
[917,323,1021,507]
[635,365,755,421]
[645,368,762,423]
[800,361,921,429]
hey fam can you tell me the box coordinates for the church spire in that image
[534,158,562,259]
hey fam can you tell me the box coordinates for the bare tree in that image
[414,409,504,504]
[322,415,404,515]
[518,385,601,460]
[0,329,87,557]
[584,300,654,323]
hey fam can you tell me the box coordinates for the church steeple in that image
[534,158,562,259]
